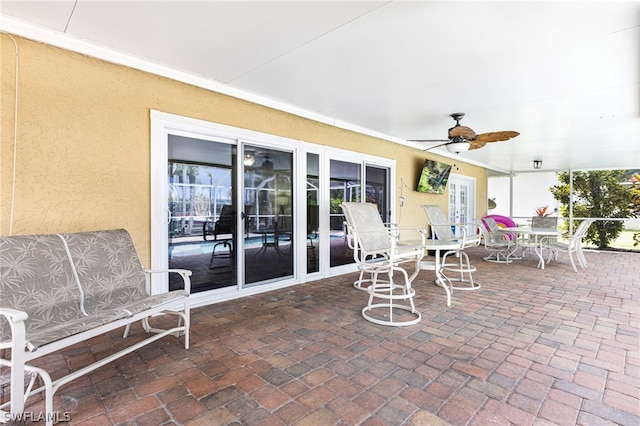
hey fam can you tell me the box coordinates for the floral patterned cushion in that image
[62,229,150,316]
[26,309,129,349]
[1,229,188,351]
[0,234,85,345]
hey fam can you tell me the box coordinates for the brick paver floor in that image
[11,246,640,425]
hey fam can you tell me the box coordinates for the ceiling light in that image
[446,139,470,154]
[243,153,255,166]
[533,159,542,170]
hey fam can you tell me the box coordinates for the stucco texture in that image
[1,34,487,264]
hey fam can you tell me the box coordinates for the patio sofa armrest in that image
[0,307,29,350]
[0,307,29,323]
[144,268,193,294]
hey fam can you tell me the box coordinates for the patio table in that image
[419,240,466,306]
[499,227,561,269]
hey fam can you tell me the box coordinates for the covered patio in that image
[12,246,638,425]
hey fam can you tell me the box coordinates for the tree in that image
[549,170,634,249]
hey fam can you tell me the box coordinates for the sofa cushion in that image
[0,234,84,344]
[62,229,149,316]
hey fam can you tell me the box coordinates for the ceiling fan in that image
[410,113,519,153]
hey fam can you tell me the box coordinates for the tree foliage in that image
[549,170,635,249]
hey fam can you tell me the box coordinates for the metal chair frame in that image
[477,217,519,264]
[544,219,595,272]
[341,202,425,326]
[422,205,481,292]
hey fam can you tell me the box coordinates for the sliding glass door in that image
[164,138,295,292]
[329,159,362,267]
[167,136,237,293]
[327,159,391,269]
[306,153,320,274]
[152,111,396,302]
[243,146,294,285]
[365,165,390,222]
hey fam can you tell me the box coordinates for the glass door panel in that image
[329,159,361,267]
[365,165,390,222]
[167,136,236,293]
[449,182,457,223]
[307,153,320,273]
[243,146,294,285]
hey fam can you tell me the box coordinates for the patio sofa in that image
[0,229,191,425]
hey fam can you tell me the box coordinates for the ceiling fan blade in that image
[474,131,520,143]
[422,141,452,151]
[449,125,476,140]
[408,139,450,143]
[468,140,487,150]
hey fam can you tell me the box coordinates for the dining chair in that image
[421,205,481,291]
[543,219,595,272]
[341,202,425,326]
[521,216,559,257]
[203,204,235,270]
[531,216,558,229]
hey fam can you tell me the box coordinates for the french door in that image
[448,174,476,235]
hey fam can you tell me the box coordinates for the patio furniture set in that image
[0,207,595,422]
[341,202,595,328]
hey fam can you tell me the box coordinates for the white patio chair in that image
[341,202,425,326]
[477,217,519,264]
[421,205,481,291]
[544,219,595,272]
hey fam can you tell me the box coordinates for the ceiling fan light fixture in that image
[244,153,255,166]
[446,140,470,154]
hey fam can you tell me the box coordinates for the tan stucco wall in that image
[1,35,487,264]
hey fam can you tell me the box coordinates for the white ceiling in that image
[1,0,639,174]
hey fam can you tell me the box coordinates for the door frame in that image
[151,110,396,307]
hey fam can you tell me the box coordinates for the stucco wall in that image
[1,35,487,264]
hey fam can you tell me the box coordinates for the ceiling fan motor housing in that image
[450,112,465,123]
